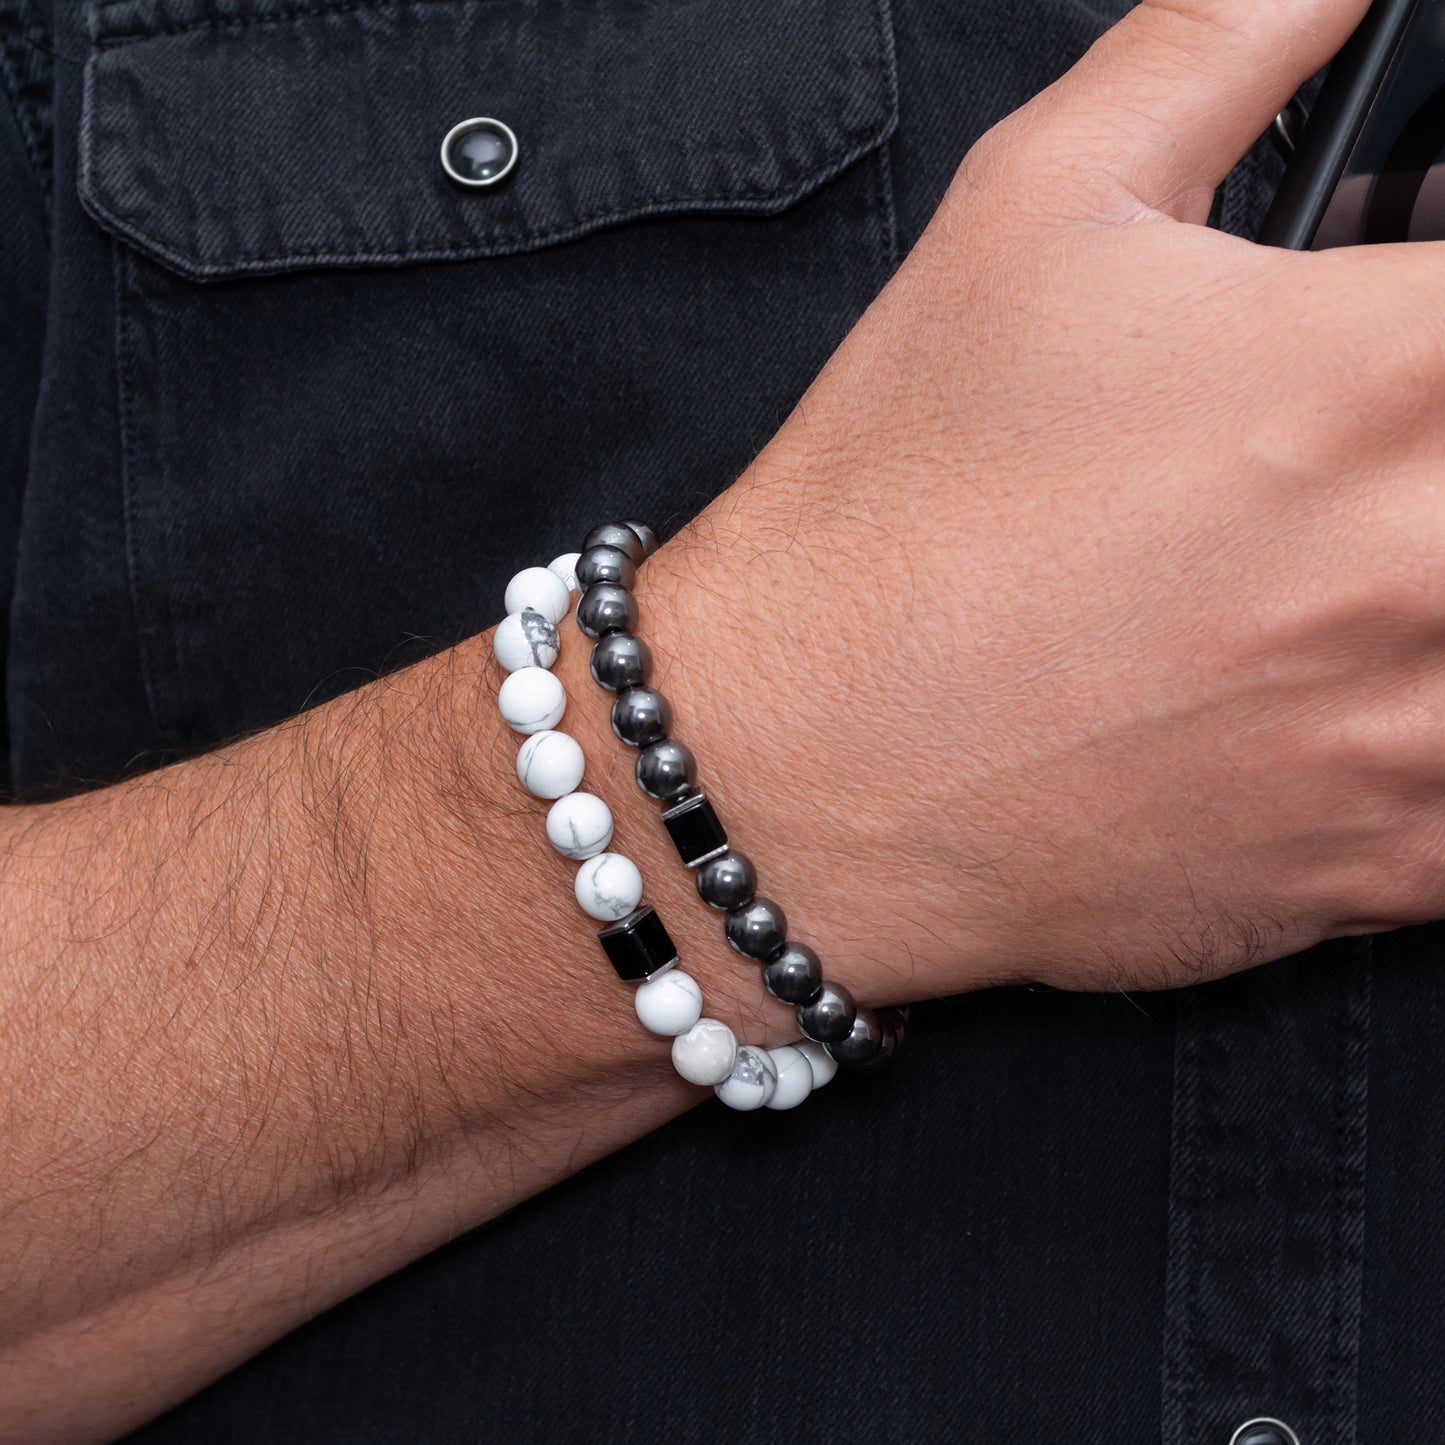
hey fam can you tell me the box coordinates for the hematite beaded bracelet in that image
[571,520,907,1076]
[492,541,837,1111]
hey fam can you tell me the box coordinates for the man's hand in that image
[4,0,1427,1436]
[645,0,1441,1001]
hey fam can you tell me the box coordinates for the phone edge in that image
[1258,0,1422,249]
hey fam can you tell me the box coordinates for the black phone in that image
[1261,0,1445,249]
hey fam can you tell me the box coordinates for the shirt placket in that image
[1161,934,1372,1445]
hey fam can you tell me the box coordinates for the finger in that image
[1004,0,1371,223]
[1289,235,1445,360]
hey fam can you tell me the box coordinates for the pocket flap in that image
[79,0,898,280]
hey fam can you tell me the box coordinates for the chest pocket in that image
[81,0,898,278]
[67,0,898,754]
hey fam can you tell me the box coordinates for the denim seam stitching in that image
[1324,935,1370,1445]
[0,36,42,184]
[112,243,169,741]
[94,0,780,44]
[82,156,891,276]
[1160,988,1203,1444]
[869,0,898,277]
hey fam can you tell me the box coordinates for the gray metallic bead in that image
[611,687,672,748]
[882,1005,908,1052]
[621,520,660,557]
[695,850,756,911]
[591,633,652,692]
[826,1005,888,1071]
[576,584,639,639]
[796,980,857,1044]
[762,942,823,1005]
[725,896,787,961]
[636,739,696,801]
[575,544,637,591]
[582,523,645,566]
[873,1018,902,1068]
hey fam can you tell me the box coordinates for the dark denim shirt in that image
[2,0,1438,1438]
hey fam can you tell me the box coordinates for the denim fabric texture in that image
[3,0,1443,1438]
[80,0,898,277]
[0,0,47,780]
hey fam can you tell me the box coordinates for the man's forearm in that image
[0,537,827,1441]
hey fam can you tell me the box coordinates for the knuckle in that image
[1315,712,1445,925]
[1396,816,1445,919]
[955,119,1016,188]
[949,119,1042,225]
[1381,563,1445,634]
[1137,0,1255,46]
[1356,495,1445,628]
[1325,677,1445,799]
[1347,817,1445,925]
[1303,259,1445,414]
[1359,321,1445,407]
[948,111,1108,232]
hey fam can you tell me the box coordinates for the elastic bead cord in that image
[494,543,816,1108]
[570,520,907,1078]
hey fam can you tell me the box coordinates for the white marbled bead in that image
[796,1039,838,1090]
[516,730,585,799]
[504,565,572,624]
[671,1018,738,1086]
[764,1045,814,1111]
[498,666,565,734]
[493,609,559,672]
[545,792,613,860]
[715,1045,779,1111]
[574,851,644,921]
[547,552,582,593]
[634,968,703,1037]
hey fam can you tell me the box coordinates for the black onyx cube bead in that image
[660,792,728,868]
[597,905,679,983]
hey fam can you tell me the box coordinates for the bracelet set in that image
[492,519,905,1111]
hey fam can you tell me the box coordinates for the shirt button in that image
[1229,1419,1301,1445]
[440,117,519,187]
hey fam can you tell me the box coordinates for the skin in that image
[7,0,1445,1433]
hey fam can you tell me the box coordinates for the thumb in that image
[999,0,1371,224]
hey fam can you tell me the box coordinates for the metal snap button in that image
[440,117,519,188]
[1228,1419,1301,1445]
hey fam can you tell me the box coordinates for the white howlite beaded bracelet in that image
[568,519,908,1079]
[493,540,824,1108]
